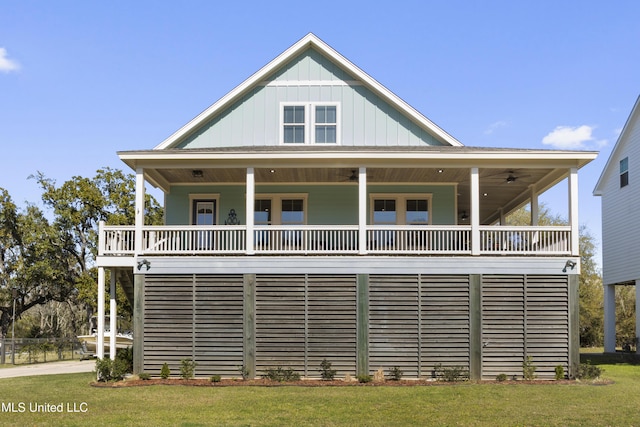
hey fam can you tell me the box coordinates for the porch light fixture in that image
[137,259,151,271]
[460,211,468,221]
[437,169,443,173]
[192,170,204,178]
[563,260,577,273]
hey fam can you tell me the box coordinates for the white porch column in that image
[568,167,579,256]
[109,270,117,360]
[604,284,616,353]
[530,186,539,226]
[246,167,255,255]
[97,267,105,359]
[134,168,145,256]
[358,167,367,255]
[470,167,480,255]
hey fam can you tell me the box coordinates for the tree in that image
[0,189,78,338]
[506,203,604,347]
[1,168,163,339]
[33,168,163,325]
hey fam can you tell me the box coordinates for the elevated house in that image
[594,95,640,354]
[96,34,596,380]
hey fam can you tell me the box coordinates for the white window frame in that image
[189,194,220,225]
[369,193,433,225]
[620,156,629,188]
[280,102,340,145]
[254,193,308,225]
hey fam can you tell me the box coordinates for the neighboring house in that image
[96,34,596,380]
[594,95,640,354]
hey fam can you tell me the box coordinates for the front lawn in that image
[0,364,638,426]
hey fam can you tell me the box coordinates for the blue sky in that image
[1,1,639,266]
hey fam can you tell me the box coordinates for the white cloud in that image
[541,125,596,149]
[0,48,20,73]
[484,120,507,135]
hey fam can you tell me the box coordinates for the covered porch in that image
[93,146,596,361]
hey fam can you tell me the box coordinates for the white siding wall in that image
[601,108,640,285]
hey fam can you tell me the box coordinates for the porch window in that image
[254,199,272,225]
[281,199,304,225]
[373,200,397,224]
[406,199,428,224]
[254,196,306,225]
[370,194,432,225]
[620,157,629,188]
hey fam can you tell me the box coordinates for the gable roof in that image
[154,33,463,150]
[593,94,640,196]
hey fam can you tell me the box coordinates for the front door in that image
[192,199,216,250]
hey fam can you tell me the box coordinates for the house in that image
[594,95,640,354]
[96,34,596,380]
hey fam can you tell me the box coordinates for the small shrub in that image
[111,358,129,381]
[357,374,372,383]
[554,365,565,380]
[434,363,469,382]
[523,356,537,380]
[160,362,171,379]
[95,357,127,382]
[373,368,385,382]
[116,346,133,374]
[262,366,301,382]
[389,366,403,381]
[577,361,604,380]
[496,373,508,382]
[138,372,151,380]
[238,365,250,380]
[319,359,337,381]
[180,359,197,379]
[95,358,113,382]
[210,375,222,383]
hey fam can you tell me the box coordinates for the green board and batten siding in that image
[175,49,444,149]
[165,184,456,226]
[140,273,571,380]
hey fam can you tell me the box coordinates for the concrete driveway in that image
[0,360,95,379]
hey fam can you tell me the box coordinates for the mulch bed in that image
[91,377,602,388]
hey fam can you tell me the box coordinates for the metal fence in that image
[0,337,90,365]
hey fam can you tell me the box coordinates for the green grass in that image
[0,364,639,426]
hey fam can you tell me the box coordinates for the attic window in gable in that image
[620,157,629,188]
[283,105,305,143]
[281,103,339,144]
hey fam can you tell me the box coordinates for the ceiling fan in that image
[485,170,530,184]
[337,169,358,182]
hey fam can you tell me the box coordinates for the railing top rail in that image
[143,225,246,231]
[479,225,571,231]
[103,225,136,230]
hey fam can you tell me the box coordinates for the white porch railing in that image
[366,225,471,254]
[479,226,572,255]
[253,225,359,254]
[99,224,572,256]
[101,226,136,255]
[144,226,246,254]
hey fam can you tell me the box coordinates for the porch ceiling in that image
[119,146,597,224]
